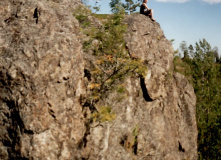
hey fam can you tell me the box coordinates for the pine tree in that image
[179,39,221,159]
[179,41,189,59]
[110,0,141,14]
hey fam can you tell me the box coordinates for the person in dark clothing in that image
[140,0,156,21]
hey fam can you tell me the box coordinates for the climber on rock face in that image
[140,0,156,21]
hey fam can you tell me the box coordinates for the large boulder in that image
[87,15,198,160]
[0,1,198,159]
[0,0,86,159]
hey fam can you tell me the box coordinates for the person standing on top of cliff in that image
[140,0,156,21]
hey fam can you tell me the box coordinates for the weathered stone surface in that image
[81,15,197,160]
[0,0,85,159]
[0,1,197,160]
[124,15,174,100]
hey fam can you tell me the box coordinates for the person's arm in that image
[143,3,149,10]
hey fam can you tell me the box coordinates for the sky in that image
[88,0,221,53]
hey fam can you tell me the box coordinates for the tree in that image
[110,0,141,14]
[179,41,189,59]
[188,44,194,58]
[213,46,220,63]
[122,0,141,14]
[110,0,121,13]
[177,39,221,159]
[74,6,147,109]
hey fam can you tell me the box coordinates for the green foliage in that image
[93,6,100,13]
[122,0,141,14]
[190,40,221,160]
[93,14,110,20]
[170,39,175,43]
[92,106,116,122]
[117,83,127,94]
[180,41,189,59]
[92,0,101,13]
[132,126,139,144]
[74,6,147,123]
[73,6,92,28]
[110,0,141,14]
[174,39,221,160]
[173,55,192,82]
[110,0,122,13]
[82,8,147,102]
[122,126,140,154]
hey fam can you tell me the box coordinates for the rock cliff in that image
[0,0,197,159]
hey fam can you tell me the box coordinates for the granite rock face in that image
[0,0,85,159]
[87,15,198,160]
[0,1,197,160]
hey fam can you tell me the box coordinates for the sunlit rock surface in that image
[0,1,197,159]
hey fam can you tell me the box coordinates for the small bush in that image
[74,7,147,123]
[92,106,116,122]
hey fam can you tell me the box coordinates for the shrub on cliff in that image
[74,6,147,121]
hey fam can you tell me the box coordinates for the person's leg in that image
[150,9,156,21]
[145,9,156,21]
[144,10,151,16]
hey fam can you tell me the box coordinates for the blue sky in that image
[88,0,221,53]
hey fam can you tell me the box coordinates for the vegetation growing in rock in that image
[92,105,116,122]
[73,7,92,28]
[174,39,221,160]
[120,126,140,155]
[74,6,147,121]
